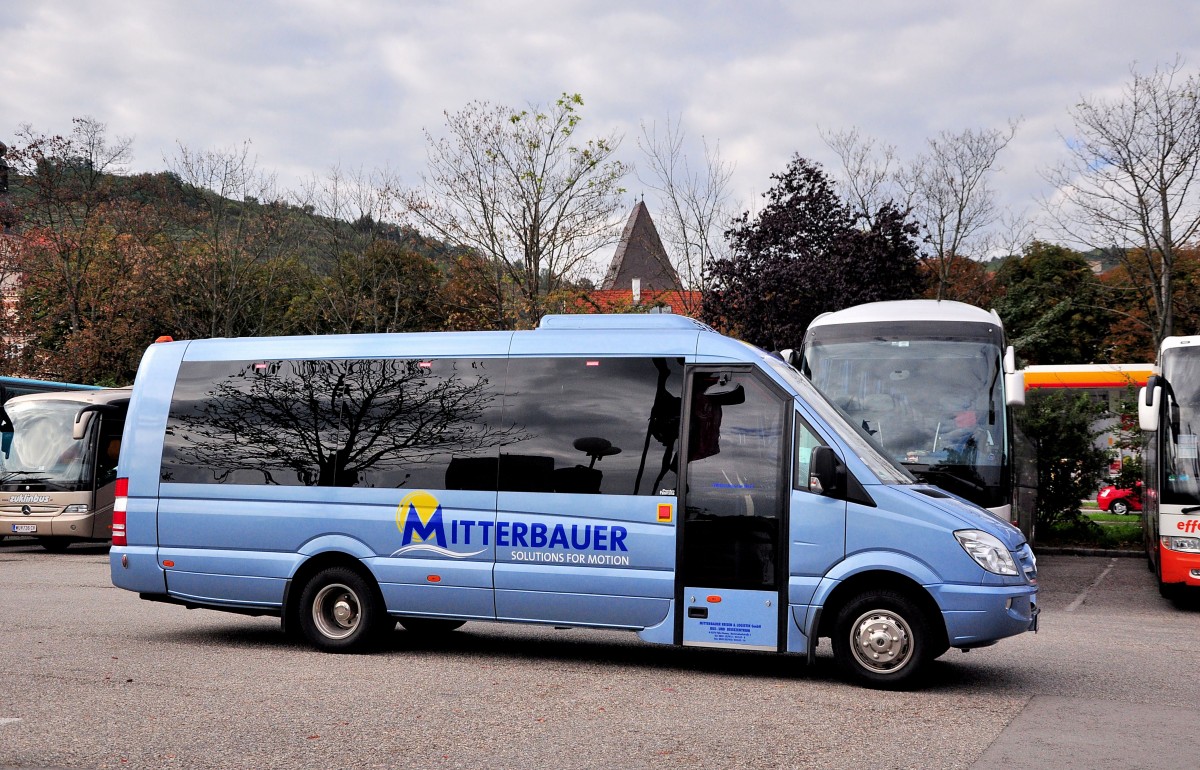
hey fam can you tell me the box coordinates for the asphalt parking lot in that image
[1,538,1197,769]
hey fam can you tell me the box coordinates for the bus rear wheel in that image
[832,590,932,689]
[297,566,387,653]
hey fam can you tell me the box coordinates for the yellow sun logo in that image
[396,490,441,536]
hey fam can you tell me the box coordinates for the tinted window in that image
[162,358,509,488]
[682,371,788,589]
[793,416,826,494]
[498,357,684,495]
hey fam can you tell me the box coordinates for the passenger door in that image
[678,369,789,651]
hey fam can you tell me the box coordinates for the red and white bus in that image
[1139,336,1200,597]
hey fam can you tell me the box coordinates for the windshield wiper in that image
[0,470,50,483]
[0,471,73,490]
[907,466,987,494]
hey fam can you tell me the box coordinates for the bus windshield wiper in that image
[908,466,986,494]
[0,470,50,483]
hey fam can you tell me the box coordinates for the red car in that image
[1097,483,1143,515]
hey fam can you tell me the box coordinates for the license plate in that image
[11,524,36,534]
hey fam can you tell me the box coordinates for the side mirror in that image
[779,348,803,370]
[809,446,843,497]
[1004,345,1017,375]
[1005,370,1025,407]
[72,410,96,441]
[1139,383,1160,432]
[70,401,127,441]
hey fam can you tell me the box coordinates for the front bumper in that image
[1160,544,1200,588]
[933,583,1039,647]
[1,511,98,539]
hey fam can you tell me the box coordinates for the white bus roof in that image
[807,300,1002,329]
[5,386,132,408]
[1160,335,1200,354]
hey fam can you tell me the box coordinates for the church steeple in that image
[600,202,681,291]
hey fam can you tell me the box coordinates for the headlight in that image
[955,529,1019,576]
[1162,536,1200,553]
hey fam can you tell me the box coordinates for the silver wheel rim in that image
[312,582,360,640]
[849,609,914,675]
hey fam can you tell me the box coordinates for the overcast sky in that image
[3,1,1199,276]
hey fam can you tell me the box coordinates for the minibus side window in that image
[499,357,684,495]
[794,417,827,494]
[161,358,508,488]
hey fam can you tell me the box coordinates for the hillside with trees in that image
[3,64,1200,388]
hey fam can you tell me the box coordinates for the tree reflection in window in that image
[162,358,524,488]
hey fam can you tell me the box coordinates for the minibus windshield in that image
[763,353,914,485]
[0,400,91,492]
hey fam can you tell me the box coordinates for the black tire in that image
[297,566,387,653]
[38,538,72,553]
[1155,556,1178,600]
[832,590,933,689]
[1110,500,1130,516]
[398,617,466,635]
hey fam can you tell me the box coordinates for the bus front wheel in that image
[297,566,387,653]
[832,590,932,689]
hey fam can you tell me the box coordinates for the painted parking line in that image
[1065,558,1116,612]
[0,717,20,726]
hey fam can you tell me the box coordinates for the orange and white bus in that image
[1139,336,1200,598]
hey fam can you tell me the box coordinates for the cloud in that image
[3,0,1200,273]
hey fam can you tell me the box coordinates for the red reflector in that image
[112,477,129,547]
[706,595,722,603]
[419,361,433,368]
[427,575,442,583]
[586,361,600,366]
[162,560,175,568]
[154,335,174,343]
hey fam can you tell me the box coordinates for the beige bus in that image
[0,388,129,551]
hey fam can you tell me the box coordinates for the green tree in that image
[992,241,1109,365]
[1017,390,1110,533]
[288,239,445,334]
[404,93,628,328]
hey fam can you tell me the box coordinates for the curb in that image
[1033,547,1142,558]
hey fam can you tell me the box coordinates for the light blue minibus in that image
[110,314,1038,688]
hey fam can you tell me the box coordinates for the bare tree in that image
[403,93,628,327]
[295,163,402,265]
[901,124,1019,299]
[636,116,735,310]
[1044,58,1200,344]
[166,141,302,338]
[820,126,901,225]
[823,122,1020,300]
